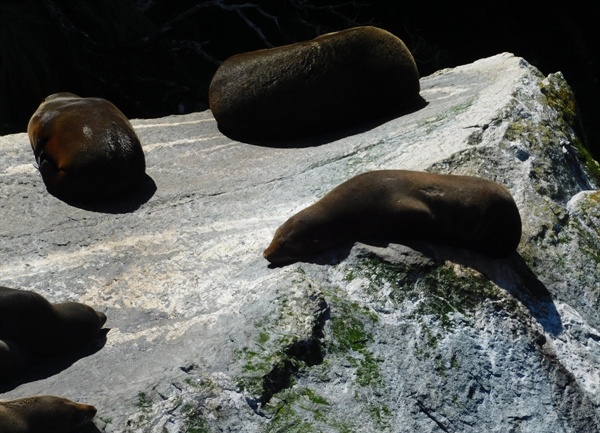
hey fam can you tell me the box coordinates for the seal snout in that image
[79,402,98,420]
[263,241,285,264]
[63,400,98,429]
[262,245,274,260]
[263,244,295,267]
[97,311,107,328]
[262,232,281,262]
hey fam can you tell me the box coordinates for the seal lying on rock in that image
[263,170,522,265]
[0,286,106,355]
[209,26,421,141]
[0,395,97,433]
[0,286,107,382]
[27,92,146,202]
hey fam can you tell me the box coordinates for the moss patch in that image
[236,252,512,432]
[500,72,600,202]
[327,298,384,392]
[417,99,474,134]
[263,388,332,433]
[181,405,209,433]
[349,254,502,329]
[323,289,392,430]
[137,392,153,413]
[235,283,328,405]
[539,73,600,185]
[235,271,393,432]
[570,221,600,265]
[573,139,600,184]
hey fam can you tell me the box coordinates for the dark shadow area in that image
[220,97,428,148]
[402,242,563,336]
[0,328,109,393]
[266,240,356,269]
[1,1,596,160]
[55,174,157,214]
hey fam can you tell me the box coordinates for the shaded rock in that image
[0,53,598,432]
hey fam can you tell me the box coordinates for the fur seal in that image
[27,92,146,201]
[0,395,96,433]
[0,286,107,355]
[209,26,421,141]
[263,170,522,264]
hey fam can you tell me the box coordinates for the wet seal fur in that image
[0,286,107,382]
[209,26,421,141]
[27,92,146,202]
[0,395,96,433]
[263,170,522,265]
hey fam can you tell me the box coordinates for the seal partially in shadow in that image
[27,93,147,202]
[0,286,107,383]
[263,170,522,265]
[209,26,422,142]
[0,395,97,433]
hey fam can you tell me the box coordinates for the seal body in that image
[209,26,420,140]
[27,92,146,201]
[0,396,96,433]
[263,170,522,264]
[0,286,107,355]
[0,339,32,380]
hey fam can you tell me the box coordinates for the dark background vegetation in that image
[1,1,597,158]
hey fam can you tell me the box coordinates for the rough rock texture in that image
[1,53,599,432]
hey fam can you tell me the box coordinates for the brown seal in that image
[209,26,421,141]
[0,395,96,433]
[27,92,146,201]
[263,170,522,265]
[0,286,107,356]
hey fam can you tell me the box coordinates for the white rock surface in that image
[1,53,599,432]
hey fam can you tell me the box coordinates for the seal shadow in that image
[266,240,356,269]
[399,241,563,336]
[54,174,157,214]
[268,240,563,337]
[219,97,428,148]
[0,329,109,393]
[72,421,103,433]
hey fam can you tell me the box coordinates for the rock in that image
[0,53,598,432]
